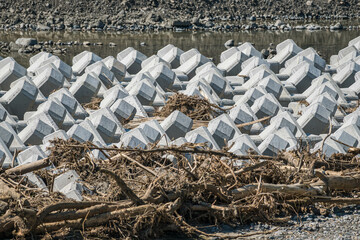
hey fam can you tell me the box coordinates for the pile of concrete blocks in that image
[2,36,360,201]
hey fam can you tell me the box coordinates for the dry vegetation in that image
[1,137,360,239]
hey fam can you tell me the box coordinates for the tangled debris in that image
[156,93,228,121]
[1,138,360,239]
[82,97,102,110]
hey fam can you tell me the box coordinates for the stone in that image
[239,56,270,77]
[0,121,25,151]
[49,88,87,119]
[110,98,137,122]
[207,114,242,148]
[217,51,247,76]
[138,119,169,144]
[307,93,338,117]
[258,127,298,156]
[333,61,360,88]
[27,52,53,75]
[0,57,27,90]
[53,170,83,201]
[69,73,101,104]
[237,42,262,59]
[102,56,126,81]
[32,64,65,97]
[157,44,184,68]
[147,63,176,90]
[313,137,346,157]
[288,47,326,71]
[272,39,302,68]
[228,134,260,155]
[122,95,148,118]
[331,124,360,151]
[180,48,200,65]
[39,55,72,79]
[67,124,94,143]
[18,113,58,145]
[286,61,321,93]
[99,84,129,108]
[127,79,156,105]
[0,138,13,168]
[251,93,283,119]
[72,51,102,76]
[229,102,263,134]
[297,103,332,135]
[88,108,125,143]
[117,47,147,74]
[267,111,306,138]
[185,126,220,150]
[220,47,239,63]
[15,38,37,47]
[161,110,193,140]
[118,128,150,149]
[0,78,38,119]
[17,146,46,165]
[177,53,210,79]
[85,61,115,88]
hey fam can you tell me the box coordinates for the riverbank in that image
[0,0,360,32]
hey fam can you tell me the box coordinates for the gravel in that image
[193,205,360,239]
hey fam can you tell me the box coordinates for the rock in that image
[171,20,191,28]
[224,39,235,47]
[15,38,37,47]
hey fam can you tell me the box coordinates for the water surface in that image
[1,29,360,67]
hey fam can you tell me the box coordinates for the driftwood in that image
[5,158,51,175]
[2,139,360,239]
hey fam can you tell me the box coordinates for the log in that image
[35,204,156,233]
[314,173,360,191]
[5,158,51,175]
[232,183,320,200]
[42,203,131,223]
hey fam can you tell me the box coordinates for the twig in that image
[99,168,144,205]
[236,115,272,128]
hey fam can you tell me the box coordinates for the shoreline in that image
[1,18,360,32]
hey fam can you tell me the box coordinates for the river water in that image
[1,29,360,67]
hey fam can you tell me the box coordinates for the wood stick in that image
[35,204,155,233]
[236,116,272,128]
[5,158,51,175]
[100,168,144,205]
[66,144,281,161]
[225,161,269,179]
[232,183,320,200]
[42,203,131,223]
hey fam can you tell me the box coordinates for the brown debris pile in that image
[1,139,360,239]
[82,97,102,110]
[156,93,228,120]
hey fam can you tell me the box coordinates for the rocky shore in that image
[0,0,359,31]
